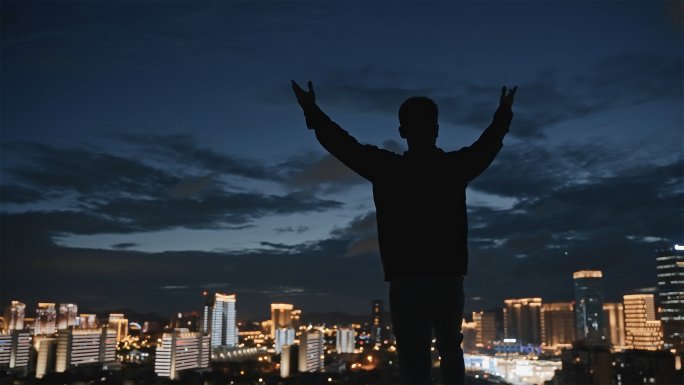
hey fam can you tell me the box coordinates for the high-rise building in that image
[0,330,31,369]
[34,336,58,378]
[603,302,626,347]
[372,300,383,344]
[336,326,355,353]
[154,330,210,380]
[55,327,116,372]
[271,304,293,338]
[656,245,684,353]
[35,303,57,336]
[540,302,575,348]
[58,304,78,330]
[299,330,324,373]
[473,311,498,346]
[503,298,542,345]
[274,328,295,353]
[573,270,606,343]
[3,301,26,332]
[291,309,301,330]
[203,293,237,348]
[109,314,128,342]
[623,294,663,351]
[77,314,98,329]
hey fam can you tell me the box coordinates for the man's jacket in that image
[303,104,513,281]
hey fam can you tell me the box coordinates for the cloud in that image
[274,226,310,234]
[111,242,138,250]
[285,153,367,193]
[171,174,215,198]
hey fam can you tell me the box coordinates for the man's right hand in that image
[500,86,517,108]
[292,80,316,111]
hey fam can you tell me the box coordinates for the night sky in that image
[2,2,682,321]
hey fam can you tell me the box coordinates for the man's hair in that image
[398,97,438,129]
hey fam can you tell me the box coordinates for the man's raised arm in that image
[291,80,395,182]
[457,86,516,182]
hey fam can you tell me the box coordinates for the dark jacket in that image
[303,104,513,281]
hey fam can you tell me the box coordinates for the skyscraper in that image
[336,326,355,353]
[55,327,116,372]
[540,302,575,348]
[77,314,98,329]
[503,298,542,345]
[573,271,606,343]
[274,328,295,353]
[299,330,324,373]
[57,304,77,330]
[603,302,626,347]
[271,304,293,338]
[109,314,128,342]
[203,293,237,348]
[473,311,498,346]
[2,301,26,332]
[0,330,31,369]
[154,330,210,380]
[372,300,383,344]
[623,294,663,351]
[656,245,684,353]
[35,303,56,336]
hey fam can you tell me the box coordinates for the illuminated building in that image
[57,303,78,329]
[170,311,199,332]
[540,302,575,348]
[336,326,355,353]
[154,330,210,380]
[280,345,295,378]
[203,293,237,348]
[35,303,56,336]
[573,270,606,343]
[291,309,301,330]
[503,298,542,345]
[55,327,116,372]
[108,314,128,342]
[77,314,98,329]
[558,342,612,384]
[656,245,684,353]
[0,330,31,369]
[473,310,499,346]
[299,330,324,373]
[603,302,626,347]
[623,294,663,350]
[271,303,293,338]
[371,300,383,344]
[2,301,26,332]
[34,336,58,378]
[275,328,295,353]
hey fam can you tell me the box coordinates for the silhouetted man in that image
[292,80,515,384]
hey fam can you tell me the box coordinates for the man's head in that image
[398,97,439,146]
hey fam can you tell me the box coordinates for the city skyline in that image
[1,2,682,319]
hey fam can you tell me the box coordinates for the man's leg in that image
[390,278,434,384]
[433,276,465,385]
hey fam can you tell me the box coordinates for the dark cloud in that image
[279,53,683,141]
[274,226,309,234]
[286,153,367,193]
[111,242,138,250]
